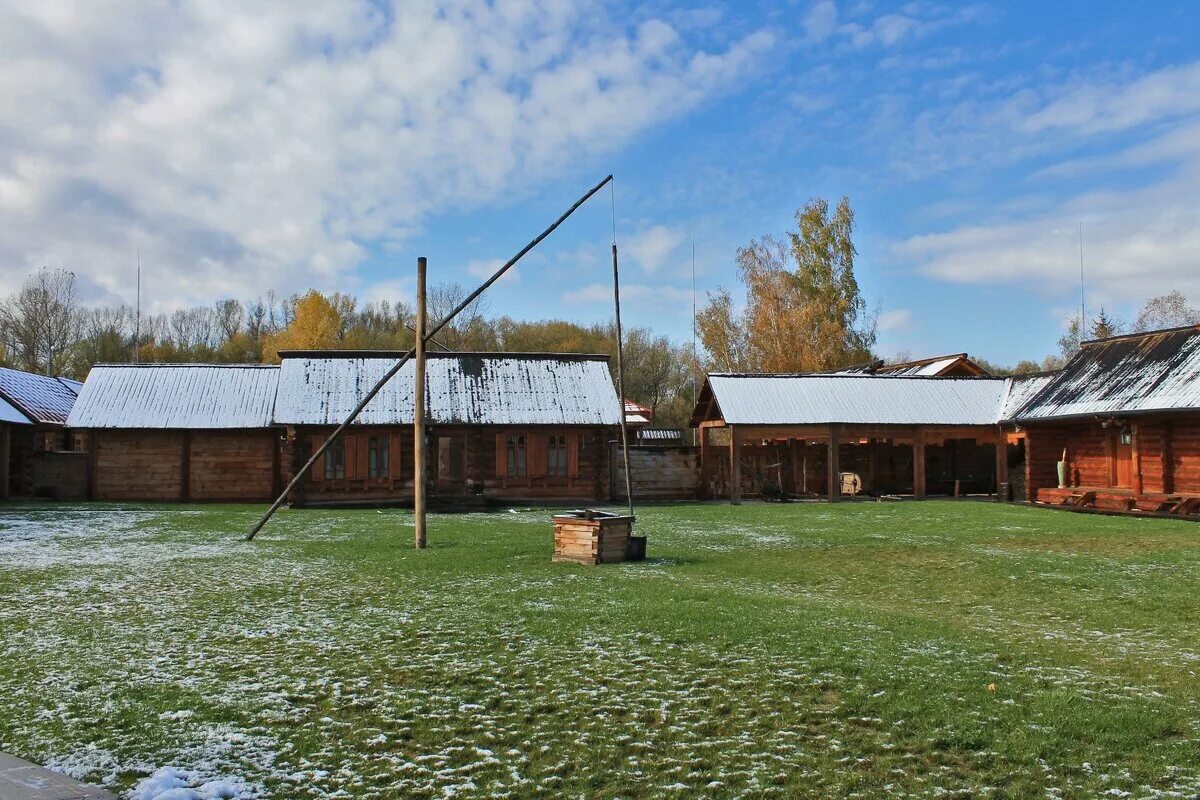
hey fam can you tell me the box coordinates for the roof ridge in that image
[1081,323,1200,347]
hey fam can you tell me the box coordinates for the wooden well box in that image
[551,510,635,565]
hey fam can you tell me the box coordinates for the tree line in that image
[0,269,699,428]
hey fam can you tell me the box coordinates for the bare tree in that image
[1134,291,1199,332]
[0,268,81,375]
[214,299,246,342]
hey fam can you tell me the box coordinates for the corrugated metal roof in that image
[706,374,1008,426]
[997,373,1056,421]
[0,395,32,425]
[67,365,280,429]
[884,356,962,377]
[274,353,622,427]
[0,367,81,425]
[830,353,987,377]
[1012,326,1200,421]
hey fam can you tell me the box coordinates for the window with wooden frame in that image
[547,434,568,477]
[325,436,346,480]
[506,434,526,478]
[367,435,389,479]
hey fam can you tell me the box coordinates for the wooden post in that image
[827,424,840,502]
[1131,422,1144,496]
[729,425,742,505]
[995,432,1009,502]
[180,430,191,502]
[913,429,926,500]
[866,438,877,495]
[414,256,428,550]
[698,426,708,499]
[1162,421,1174,494]
[0,424,9,500]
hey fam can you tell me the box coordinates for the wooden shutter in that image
[358,433,370,481]
[495,433,507,478]
[344,435,357,481]
[528,433,547,478]
[567,433,580,478]
[310,435,324,482]
[390,431,403,479]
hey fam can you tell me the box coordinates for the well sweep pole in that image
[244,174,614,540]
[414,257,428,549]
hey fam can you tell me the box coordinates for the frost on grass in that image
[1,503,1199,799]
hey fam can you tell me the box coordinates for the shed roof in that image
[0,367,81,425]
[696,374,1009,427]
[834,353,990,377]
[1010,325,1200,422]
[66,365,280,429]
[273,352,622,427]
[0,395,32,425]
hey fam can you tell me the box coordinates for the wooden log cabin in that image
[0,366,84,499]
[690,372,1031,503]
[1004,325,1200,517]
[67,364,282,502]
[273,351,621,507]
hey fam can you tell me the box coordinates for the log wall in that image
[189,430,278,501]
[611,444,699,500]
[94,430,184,501]
[291,424,614,506]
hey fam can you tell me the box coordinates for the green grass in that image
[1,500,1199,798]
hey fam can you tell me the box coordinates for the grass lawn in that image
[1,500,1199,799]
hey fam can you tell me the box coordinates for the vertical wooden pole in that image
[995,432,1009,502]
[1131,422,1143,496]
[827,424,840,502]
[729,425,742,505]
[414,257,428,550]
[698,426,708,500]
[611,243,635,517]
[0,424,9,500]
[180,430,191,502]
[1162,421,1174,494]
[913,430,927,500]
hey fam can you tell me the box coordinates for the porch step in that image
[1059,491,1096,508]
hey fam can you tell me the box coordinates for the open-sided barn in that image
[273,351,621,507]
[1006,325,1200,515]
[67,364,282,502]
[0,366,84,499]
[691,373,1018,502]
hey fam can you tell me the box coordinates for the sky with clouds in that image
[1,0,1198,365]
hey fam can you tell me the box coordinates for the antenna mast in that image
[691,231,697,447]
[1078,222,1086,334]
[135,248,141,364]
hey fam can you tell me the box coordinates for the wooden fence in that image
[611,444,701,501]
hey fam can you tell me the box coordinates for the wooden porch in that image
[1034,486,1200,518]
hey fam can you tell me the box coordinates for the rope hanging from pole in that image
[610,180,635,517]
[244,174,615,541]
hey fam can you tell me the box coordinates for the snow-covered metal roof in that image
[67,365,280,429]
[997,373,1056,421]
[1012,325,1200,421]
[274,352,622,427]
[0,367,81,425]
[703,374,1009,426]
[834,354,988,377]
[0,395,31,425]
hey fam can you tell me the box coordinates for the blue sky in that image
[3,1,1199,365]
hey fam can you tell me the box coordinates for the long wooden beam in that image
[244,174,615,540]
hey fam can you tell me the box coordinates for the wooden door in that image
[436,435,464,492]
[1114,436,1134,488]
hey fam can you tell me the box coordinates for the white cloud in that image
[0,2,774,311]
[561,282,693,305]
[894,169,1200,303]
[877,308,914,333]
[624,225,685,274]
[803,0,839,43]
[465,257,517,284]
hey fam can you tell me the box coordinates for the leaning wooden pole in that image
[413,257,428,549]
[244,173,614,540]
[611,242,634,517]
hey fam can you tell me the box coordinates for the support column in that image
[180,430,191,503]
[1131,422,1144,496]
[913,429,926,500]
[729,425,742,505]
[827,424,840,502]
[0,425,9,500]
[995,432,1009,502]
[698,426,708,500]
[1163,421,1175,495]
